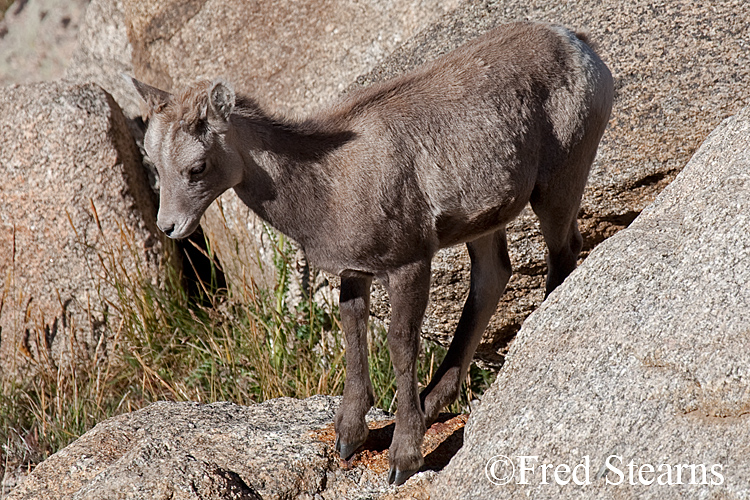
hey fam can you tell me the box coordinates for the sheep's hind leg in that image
[530,181,585,297]
[334,273,374,461]
[420,229,511,424]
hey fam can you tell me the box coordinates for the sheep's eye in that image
[189,162,207,177]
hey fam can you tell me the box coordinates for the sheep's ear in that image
[208,80,235,123]
[125,75,172,115]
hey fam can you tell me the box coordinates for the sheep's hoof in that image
[387,465,418,486]
[335,435,365,461]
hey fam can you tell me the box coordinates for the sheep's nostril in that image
[158,221,175,236]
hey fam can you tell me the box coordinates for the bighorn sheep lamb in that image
[130,21,613,485]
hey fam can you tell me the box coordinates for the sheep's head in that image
[130,77,243,239]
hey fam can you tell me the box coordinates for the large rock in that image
[121,0,461,298]
[6,395,465,499]
[0,81,163,377]
[430,106,750,498]
[64,0,140,120]
[123,0,460,116]
[353,0,750,364]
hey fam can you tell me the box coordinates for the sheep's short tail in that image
[574,29,599,51]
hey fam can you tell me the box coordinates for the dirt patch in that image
[312,413,468,476]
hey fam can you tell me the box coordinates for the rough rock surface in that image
[430,106,750,498]
[123,0,460,116]
[0,0,90,85]
[7,396,465,499]
[64,0,140,119]
[351,0,750,364]
[0,81,162,377]
[120,0,460,296]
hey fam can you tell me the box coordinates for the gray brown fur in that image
[131,21,613,485]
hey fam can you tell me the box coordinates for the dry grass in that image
[0,216,493,493]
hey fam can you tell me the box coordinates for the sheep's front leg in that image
[382,260,431,485]
[335,273,374,461]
